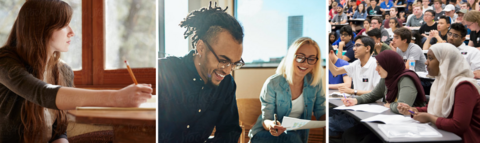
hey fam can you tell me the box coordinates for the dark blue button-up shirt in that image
[158,50,241,143]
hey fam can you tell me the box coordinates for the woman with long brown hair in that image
[0,0,152,142]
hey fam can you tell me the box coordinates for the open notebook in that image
[361,114,419,124]
[76,96,156,111]
[378,124,443,138]
[282,116,326,130]
[334,104,389,113]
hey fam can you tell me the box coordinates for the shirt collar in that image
[184,50,211,87]
[280,74,313,91]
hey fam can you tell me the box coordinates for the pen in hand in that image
[274,114,278,133]
[343,93,350,104]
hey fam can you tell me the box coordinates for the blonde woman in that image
[248,37,325,143]
[464,10,480,49]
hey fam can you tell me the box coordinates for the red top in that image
[329,9,337,20]
[416,81,480,143]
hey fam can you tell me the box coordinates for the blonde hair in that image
[464,10,480,24]
[276,37,323,87]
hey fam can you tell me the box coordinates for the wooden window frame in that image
[74,0,156,92]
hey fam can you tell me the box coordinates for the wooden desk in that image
[68,109,156,143]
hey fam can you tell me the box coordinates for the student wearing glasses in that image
[328,35,381,137]
[337,26,357,63]
[248,37,325,143]
[158,3,245,142]
[464,10,480,50]
[446,23,480,79]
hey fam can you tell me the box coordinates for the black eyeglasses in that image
[354,43,364,47]
[295,54,318,65]
[203,40,245,70]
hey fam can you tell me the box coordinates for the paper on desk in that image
[76,96,157,111]
[334,104,389,113]
[282,116,326,130]
[378,124,443,138]
[361,114,419,124]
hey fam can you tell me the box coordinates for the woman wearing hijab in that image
[398,43,480,143]
[341,50,427,143]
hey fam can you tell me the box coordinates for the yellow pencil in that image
[124,60,138,85]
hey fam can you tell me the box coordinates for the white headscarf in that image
[428,43,480,118]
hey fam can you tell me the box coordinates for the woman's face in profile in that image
[293,44,317,78]
[425,50,440,76]
[49,25,75,53]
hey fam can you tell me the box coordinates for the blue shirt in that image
[158,50,241,143]
[380,1,394,10]
[344,41,356,62]
[329,58,349,84]
[248,74,326,143]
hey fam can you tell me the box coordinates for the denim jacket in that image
[248,73,326,142]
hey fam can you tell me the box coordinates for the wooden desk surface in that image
[68,110,155,126]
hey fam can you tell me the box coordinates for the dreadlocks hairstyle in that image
[179,1,244,49]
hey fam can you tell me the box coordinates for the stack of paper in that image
[334,104,389,113]
[361,114,419,124]
[378,124,443,138]
[282,116,326,130]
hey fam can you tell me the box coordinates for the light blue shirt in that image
[248,74,326,143]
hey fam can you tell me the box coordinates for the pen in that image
[408,110,415,114]
[344,93,349,103]
[274,114,278,132]
[125,60,138,85]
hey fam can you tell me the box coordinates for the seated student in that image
[391,28,427,72]
[158,4,245,142]
[411,30,426,49]
[330,1,339,20]
[358,18,372,36]
[447,23,480,79]
[331,4,348,25]
[443,4,457,23]
[347,0,358,17]
[424,16,451,50]
[330,32,338,46]
[248,37,325,143]
[422,0,433,13]
[398,43,480,143]
[367,0,382,15]
[460,2,471,10]
[432,0,445,21]
[384,7,405,28]
[406,4,425,27]
[380,0,394,12]
[387,18,402,38]
[337,26,357,63]
[352,3,368,31]
[464,10,480,49]
[419,10,438,36]
[367,28,393,56]
[370,16,391,42]
[382,13,391,28]
[328,35,381,137]
[329,45,352,89]
[342,50,427,143]
[455,9,467,23]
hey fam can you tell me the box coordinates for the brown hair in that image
[0,0,72,142]
[393,27,412,43]
[464,10,480,24]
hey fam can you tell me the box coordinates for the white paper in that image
[282,116,326,130]
[334,104,389,113]
[378,124,443,138]
[361,114,420,124]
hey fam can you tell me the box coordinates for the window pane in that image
[236,0,326,67]
[105,0,156,69]
[0,0,25,50]
[163,0,189,57]
[62,0,82,70]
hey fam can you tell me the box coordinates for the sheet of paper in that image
[76,97,157,111]
[378,124,443,138]
[329,92,353,99]
[361,114,419,124]
[334,104,389,113]
[282,116,326,130]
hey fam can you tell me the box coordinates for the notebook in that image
[378,124,443,138]
[361,114,419,124]
[334,104,389,113]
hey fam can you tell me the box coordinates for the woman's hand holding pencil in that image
[341,97,357,107]
[397,102,419,116]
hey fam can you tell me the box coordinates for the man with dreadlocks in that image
[158,2,244,143]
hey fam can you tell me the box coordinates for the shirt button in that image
[187,125,190,128]
[202,87,204,90]
[199,109,202,112]
[193,78,196,81]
